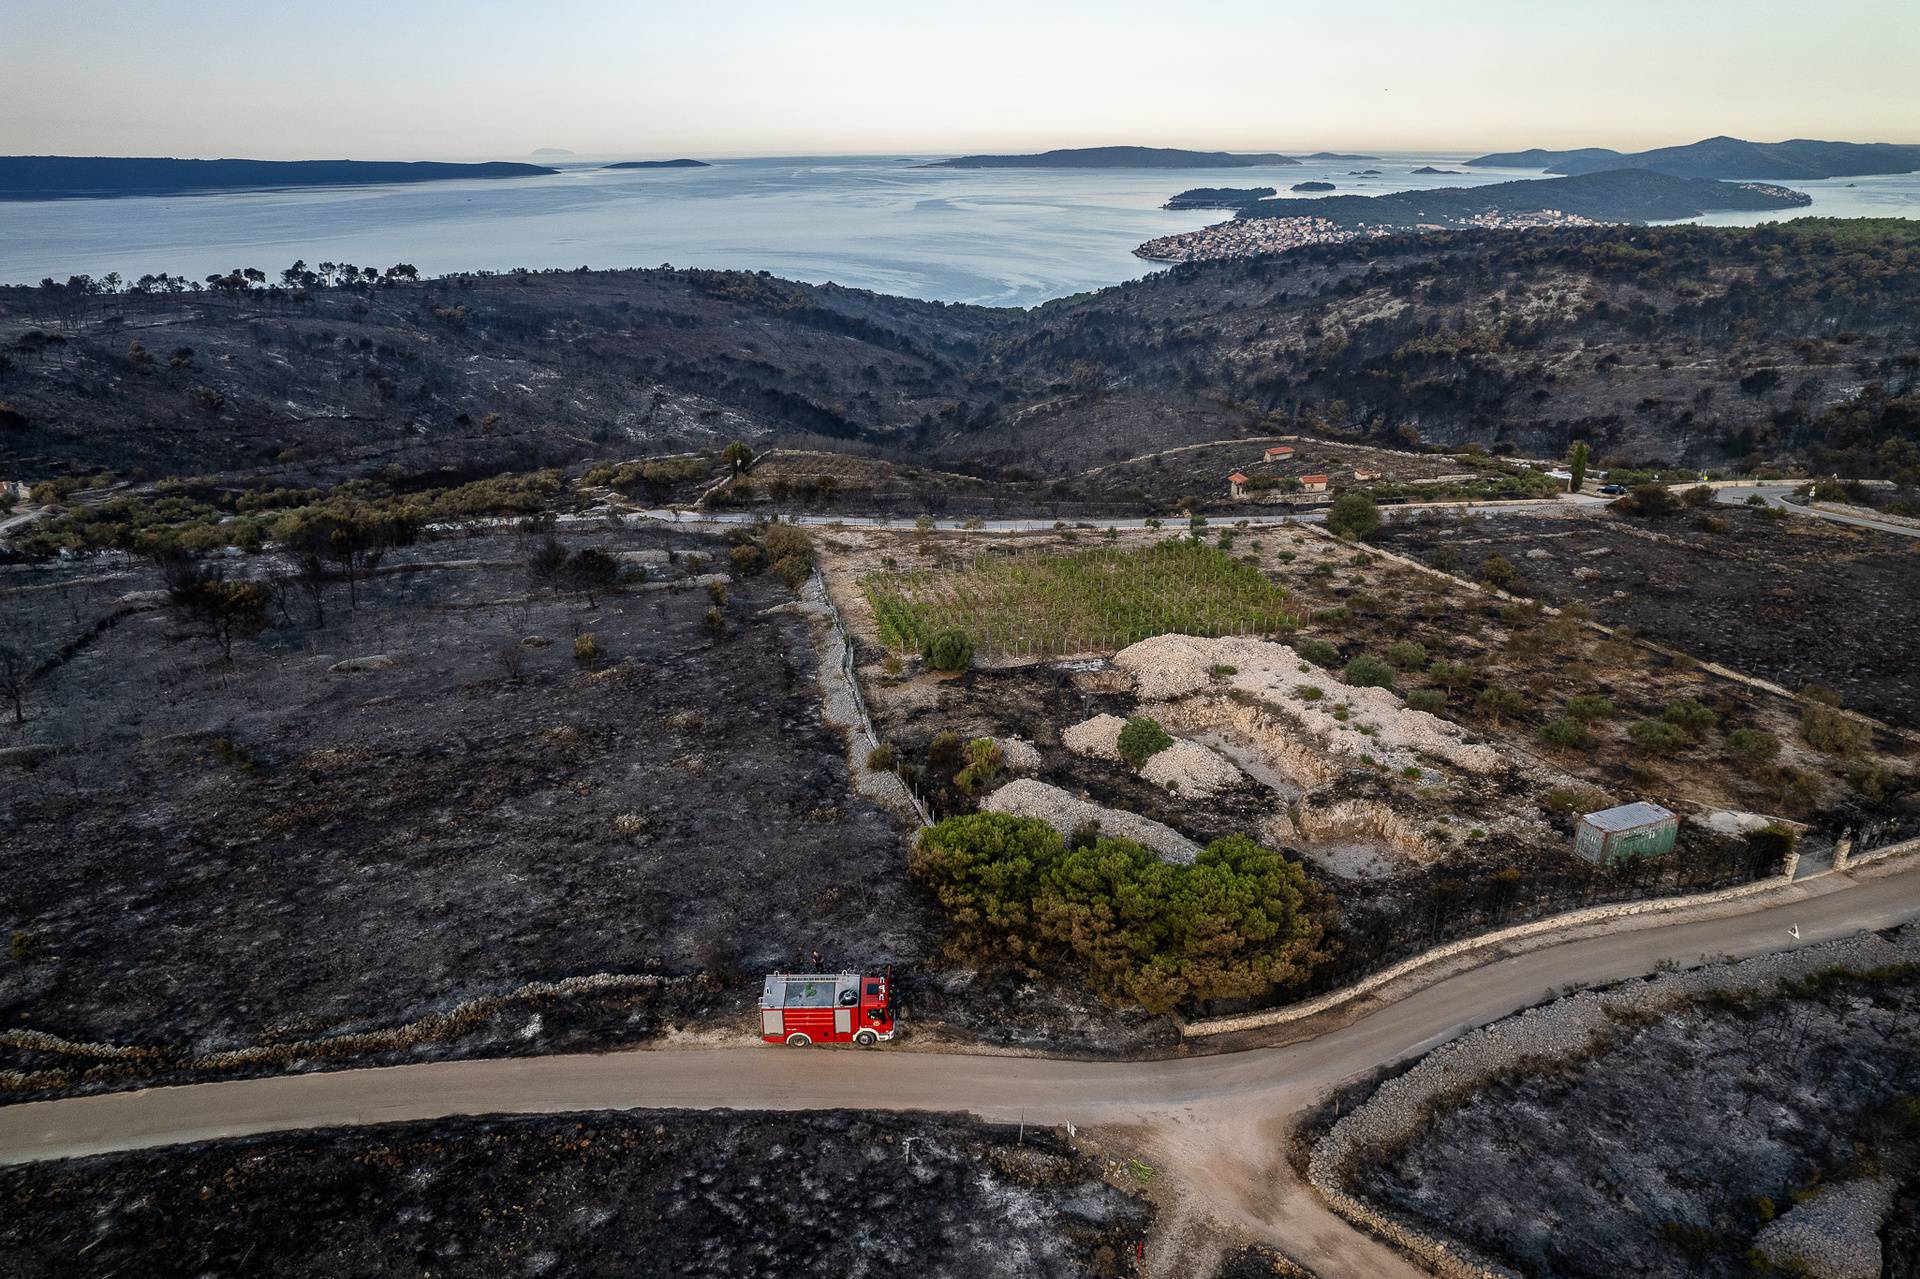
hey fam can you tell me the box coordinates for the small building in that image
[1299,474,1329,493]
[1352,468,1380,482]
[1263,445,1295,463]
[1574,801,1679,865]
[1228,471,1250,498]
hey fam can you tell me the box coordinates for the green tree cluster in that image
[911,813,1335,1013]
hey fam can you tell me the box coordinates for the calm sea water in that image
[3,154,1916,308]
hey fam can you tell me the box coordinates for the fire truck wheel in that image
[854,1030,878,1047]
[784,1032,812,1047]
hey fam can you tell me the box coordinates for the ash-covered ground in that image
[0,1109,1150,1278]
[1353,964,1920,1278]
[1,526,921,1091]
[1376,507,1920,729]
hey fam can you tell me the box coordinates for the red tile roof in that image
[1301,474,1329,484]
[1228,472,1250,484]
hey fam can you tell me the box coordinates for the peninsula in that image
[924,146,1298,169]
[1163,186,1277,209]
[0,155,558,200]
[1467,136,1920,180]
[602,159,711,170]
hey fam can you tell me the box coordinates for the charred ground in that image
[5,220,1918,488]
[0,1109,1151,1279]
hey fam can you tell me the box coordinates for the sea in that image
[4,153,1918,309]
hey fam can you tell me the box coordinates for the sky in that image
[3,0,1917,160]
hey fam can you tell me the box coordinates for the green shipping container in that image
[1574,801,1678,865]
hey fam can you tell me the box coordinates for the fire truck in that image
[759,970,895,1046]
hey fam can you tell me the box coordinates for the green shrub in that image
[922,629,974,672]
[909,813,1334,1012]
[1627,719,1689,756]
[1343,654,1396,690]
[1428,659,1474,690]
[1663,698,1717,737]
[1725,728,1781,762]
[1295,638,1341,668]
[1118,716,1174,768]
[866,745,897,772]
[1565,694,1615,722]
[954,738,1006,794]
[1540,717,1591,749]
[1801,702,1870,757]
[1383,641,1428,670]
[1326,492,1382,540]
[1407,688,1447,714]
[1474,686,1527,723]
[1298,686,1324,702]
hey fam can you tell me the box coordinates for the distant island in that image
[1466,136,1920,180]
[1290,181,1336,192]
[602,159,711,170]
[924,146,1299,169]
[1411,166,1464,175]
[1348,169,1383,176]
[1236,168,1811,228]
[0,155,557,200]
[1302,152,1378,161]
[1164,186,1277,210]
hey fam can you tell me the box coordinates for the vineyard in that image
[861,539,1299,658]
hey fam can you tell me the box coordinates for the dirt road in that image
[7,859,1917,1276]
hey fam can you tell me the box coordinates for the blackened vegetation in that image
[4,221,1918,487]
[0,528,921,1092]
[1377,510,1920,730]
[1354,964,1920,1279]
[0,1110,1151,1279]
[967,220,1920,475]
[0,266,1014,482]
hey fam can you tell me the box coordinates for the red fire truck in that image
[759,970,896,1046]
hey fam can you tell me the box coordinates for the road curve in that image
[6,862,1918,1168]
[4,862,1916,1279]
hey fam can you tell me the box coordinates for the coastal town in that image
[1135,208,1606,264]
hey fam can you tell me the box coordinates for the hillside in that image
[0,156,558,200]
[1236,169,1810,226]
[0,268,1015,481]
[924,146,1297,169]
[1470,136,1920,180]
[954,219,1920,475]
[3,221,1917,485]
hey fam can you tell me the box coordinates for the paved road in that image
[1711,483,1920,539]
[6,861,1917,1277]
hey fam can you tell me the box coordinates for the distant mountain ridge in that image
[1237,168,1810,226]
[0,156,557,200]
[602,159,710,169]
[1468,137,1920,180]
[924,147,1300,169]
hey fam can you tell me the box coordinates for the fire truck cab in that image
[759,971,895,1046]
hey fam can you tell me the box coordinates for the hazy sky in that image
[4,0,1916,159]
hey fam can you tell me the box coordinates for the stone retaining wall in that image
[1176,871,1793,1038]
[1838,833,1920,873]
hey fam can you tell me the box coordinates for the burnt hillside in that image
[0,267,1013,483]
[3,220,1918,486]
[957,220,1920,475]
